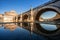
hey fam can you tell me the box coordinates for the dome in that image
[10,10,16,13]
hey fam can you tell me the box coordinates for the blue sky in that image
[41,11,57,19]
[0,0,50,14]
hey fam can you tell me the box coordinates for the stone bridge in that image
[18,0,60,23]
[18,0,60,37]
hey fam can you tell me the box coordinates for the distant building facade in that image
[39,17,44,21]
[0,14,3,22]
[3,10,18,22]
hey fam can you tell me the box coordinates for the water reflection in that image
[0,23,47,40]
[4,23,17,31]
[0,22,60,40]
[40,24,58,31]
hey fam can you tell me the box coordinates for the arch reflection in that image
[18,22,31,31]
[40,24,58,31]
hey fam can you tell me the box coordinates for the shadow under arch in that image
[18,16,21,20]
[23,14,28,22]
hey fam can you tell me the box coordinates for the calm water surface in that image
[0,23,58,40]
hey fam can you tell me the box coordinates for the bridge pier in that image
[18,14,23,27]
[30,7,35,22]
[19,14,23,22]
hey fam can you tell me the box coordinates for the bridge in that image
[0,0,60,38]
[18,0,60,23]
[17,0,60,37]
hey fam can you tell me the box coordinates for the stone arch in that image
[35,6,60,21]
[34,6,60,36]
[18,15,21,20]
[23,14,28,22]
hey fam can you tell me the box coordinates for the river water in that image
[0,23,59,40]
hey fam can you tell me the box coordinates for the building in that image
[3,10,18,22]
[0,14,3,22]
[3,16,14,22]
[39,17,44,21]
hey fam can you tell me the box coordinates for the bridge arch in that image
[23,14,29,22]
[34,6,60,36]
[35,6,60,21]
[18,15,21,20]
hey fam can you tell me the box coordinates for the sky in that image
[41,11,57,19]
[0,0,50,14]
